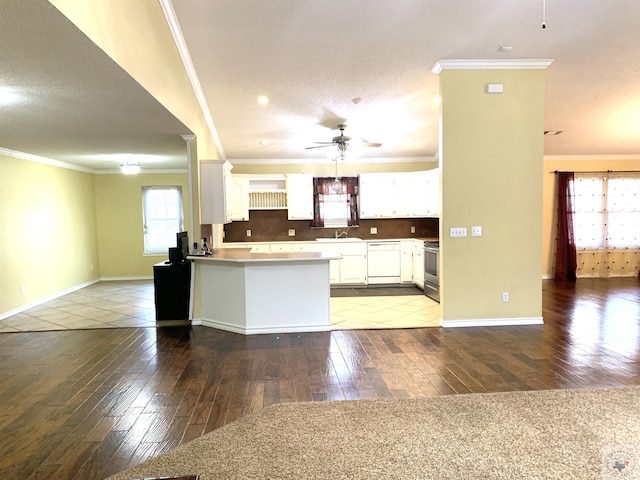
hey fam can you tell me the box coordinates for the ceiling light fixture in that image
[0,86,22,106]
[257,96,269,105]
[120,162,141,174]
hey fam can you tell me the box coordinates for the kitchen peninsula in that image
[188,249,340,335]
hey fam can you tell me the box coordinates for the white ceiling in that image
[2,1,640,172]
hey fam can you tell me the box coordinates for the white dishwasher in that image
[367,241,401,284]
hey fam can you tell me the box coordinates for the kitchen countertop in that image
[188,248,340,263]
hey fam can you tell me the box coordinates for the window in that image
[573,173,640,249]
[142,186,184,254]
[312,177,359,228]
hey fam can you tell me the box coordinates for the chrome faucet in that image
[335,230,349,239]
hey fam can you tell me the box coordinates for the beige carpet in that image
[107,386,640,480]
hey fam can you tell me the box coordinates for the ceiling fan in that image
[305,124,381,160]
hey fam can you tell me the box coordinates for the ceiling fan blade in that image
[305,144,333,150]
[362,142,382,147]
[311,142,335,145]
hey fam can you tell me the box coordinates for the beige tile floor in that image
[0,281,441,333]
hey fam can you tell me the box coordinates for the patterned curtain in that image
[342,177,360,227]
[554,172,577,281]
[311,176,360,227]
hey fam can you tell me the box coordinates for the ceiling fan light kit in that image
[305,124,381,161]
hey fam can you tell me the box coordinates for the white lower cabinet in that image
[412,245,424,288]
[400,240,414,283]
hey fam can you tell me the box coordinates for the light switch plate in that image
[246,229,251,237]
[288,229,295,237]
[450,227,467,237]
[411,226,416,233]
[471,226,482,237]
[370,227,378,235]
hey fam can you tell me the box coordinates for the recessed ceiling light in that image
[433,96,441,105]
[260,139,270,146]
[544,130,563,135]
[257,96,269,105]
[0,86,22,105]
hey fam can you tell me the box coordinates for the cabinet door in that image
[412,249,424,288]
[339,254,367,284]
[286,174,314,220]
[330,259,341,284]
[426,168,441,217]
[231,176,249,221]
[360,173,398,218]
[410,170,430,217]
[393,173,413,218]
[200,160,233,224]
[400,241,413,283]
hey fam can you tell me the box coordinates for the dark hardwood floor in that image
[1,277,639,479]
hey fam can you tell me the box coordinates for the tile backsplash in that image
[222,209,438,243]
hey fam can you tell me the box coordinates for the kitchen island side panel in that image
[243,260,331,334]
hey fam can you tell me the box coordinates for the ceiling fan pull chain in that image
[541,0,546,29]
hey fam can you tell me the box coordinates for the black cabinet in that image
[153,261,191,322]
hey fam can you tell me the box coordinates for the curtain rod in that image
[552,170,640,174]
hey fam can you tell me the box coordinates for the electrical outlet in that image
[450,227,467,237]
[411,226,416,234]
[370,227,378,235]
[246,229,252,237]
[471,226,482,237]
[20,283,25,293]
[288,229,295,237]
[502,292,509,302]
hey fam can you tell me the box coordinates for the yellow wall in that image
[0,155,99,312]
[542,156,640,277]
[440,68,545,323]
[49,0,216,234]
[94,173,190,278]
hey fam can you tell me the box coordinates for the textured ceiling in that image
[1,1,640,172]
[0,0,191,171]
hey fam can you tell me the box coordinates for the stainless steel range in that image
[424,242,439,302]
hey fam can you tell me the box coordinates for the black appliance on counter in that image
[153,232,191,323]
[424,242,440,303]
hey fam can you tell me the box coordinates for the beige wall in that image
[0,155,99,313]
[542,156,640,278]
[94,172,190,278]
[440,68,545,323]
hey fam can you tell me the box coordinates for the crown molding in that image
[159,0,225,160]
[544,154,640,161]
[0,147,94,173]
[432,59,554,74]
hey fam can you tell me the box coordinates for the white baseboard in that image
[0,279,100,321]
[198,317,331,335]
[440,317,544,328]
[100,276,153,281]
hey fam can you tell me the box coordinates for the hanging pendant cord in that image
[542,0,547,28]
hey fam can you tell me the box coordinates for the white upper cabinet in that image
[360,171,436,219]
[409,170,430,217]
[426,168,441,217]
[200,160,233,224]
[231,175,250,221]
[286,174,314,220]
